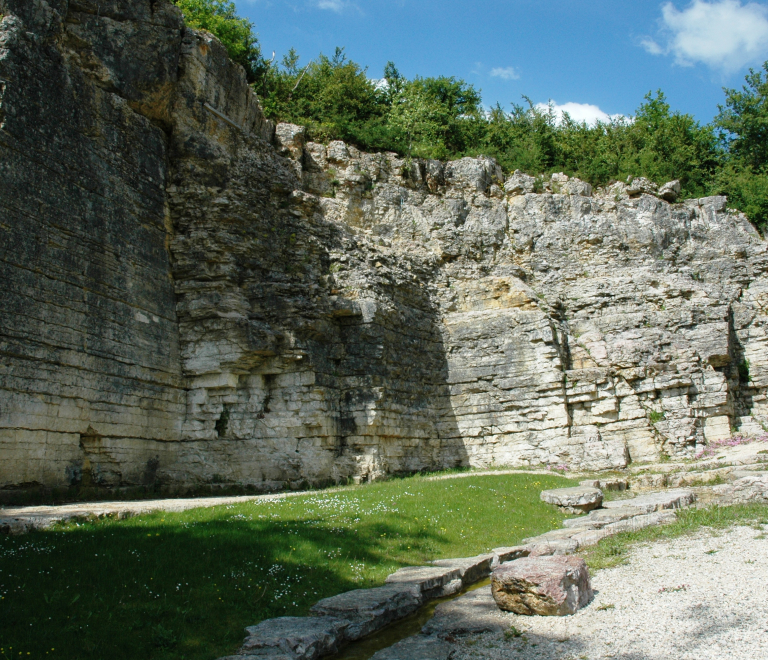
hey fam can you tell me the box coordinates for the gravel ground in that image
[454,524,768,660]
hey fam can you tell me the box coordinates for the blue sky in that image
[234,0,768,123]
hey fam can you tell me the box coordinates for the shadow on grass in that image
[0,516,443,660]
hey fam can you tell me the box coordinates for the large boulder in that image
[540,486,603,514]
[491,556,593,616]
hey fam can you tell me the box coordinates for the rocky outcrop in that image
[1,0,768,494]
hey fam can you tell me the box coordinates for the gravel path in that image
[454,524,768,660]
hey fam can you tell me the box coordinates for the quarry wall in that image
[1,0,767,494]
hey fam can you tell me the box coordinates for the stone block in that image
[540,486,603,514]
[491,556,593,616]
[310,585,421,641]
[239,616,349,660]
[385,565,463,598]
[431,553,495,586]
[603,489,695,514]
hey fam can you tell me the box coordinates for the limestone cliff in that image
[1,0,767,494]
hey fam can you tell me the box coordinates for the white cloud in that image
[490,66,520,80]
[536,101,625,126]
[644,1,768,73]
[316,0,347,11]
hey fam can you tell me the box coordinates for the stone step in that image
[562,506,644,529]
[569,511,678,548]
[602,489,695,514]
[310,585,422,641]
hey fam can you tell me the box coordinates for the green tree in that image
[388,76,483,159]
[713,63,768,232]
[173,0,266,82]
[716,63,768,170]
[620,91,719,197]
[259,48,391,146]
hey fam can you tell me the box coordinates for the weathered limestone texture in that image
[1,0,768,494]
[0,0,187,489]
[491,556,593,616]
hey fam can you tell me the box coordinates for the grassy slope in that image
[0,472,574,660]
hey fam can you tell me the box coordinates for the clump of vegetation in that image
[172,0,266,82]
[175,0,768,233]
[649,410,666,424]
[0,472,574,659]
[583,502,768,570]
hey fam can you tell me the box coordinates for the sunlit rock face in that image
[1,0,767,494]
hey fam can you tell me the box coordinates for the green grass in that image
[582,503,768,571]
[0,472,574,660]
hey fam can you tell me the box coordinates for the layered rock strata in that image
[1,0,768,493]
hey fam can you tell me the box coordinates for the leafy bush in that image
[173,0,266,82]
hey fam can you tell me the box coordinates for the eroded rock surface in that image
[491,556,593,616]
[1,0,768,494]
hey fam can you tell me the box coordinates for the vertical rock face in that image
[1,0,767,493]
[0,0,186,489]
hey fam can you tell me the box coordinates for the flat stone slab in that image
[569,510,677,548]
[540,487,603,513]
[310,585,421,641]
[431,553,495,586]
[603,489,695,514]
[529,538,579,557]
[370,635,454,660]
[491,556,593,616]
[562,506,644,529]
[385,565,462,598]
[493,546,531,563]
[422,588,505,637]
[237,616,349,660]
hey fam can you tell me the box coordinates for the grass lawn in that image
[0,471,575,660]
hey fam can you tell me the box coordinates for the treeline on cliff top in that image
[175,0,768,233]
